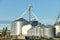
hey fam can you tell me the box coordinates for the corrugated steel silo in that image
[55,21,60,37]
[11,18,29,35]
[22,24,32,36]
[44,25,55,37]
[27,28,32,36]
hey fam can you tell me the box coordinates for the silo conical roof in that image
[54,21,60,25]
[46,25,54,28]
[15,18,28,22]
[13,18,29,26]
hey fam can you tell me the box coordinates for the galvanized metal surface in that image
[27,25,55,37]
[11,18,29,35]
[55,22,60,37]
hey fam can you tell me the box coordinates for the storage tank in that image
[29,23,41,36]
[44,25,55,37]
[27,23,45,37]
[39,24,45,37]
[55,21,60,37]
[32,27,37,36]
[33,24,45,37]
[11,18,29,35]
[27,28,32,36]
[31,27,36,36]
[22,24,32,36]
[36,27,41,36]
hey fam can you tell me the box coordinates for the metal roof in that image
[54,21,60,25]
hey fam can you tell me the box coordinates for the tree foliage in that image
[2,27,8,37]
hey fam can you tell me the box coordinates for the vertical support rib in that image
[29,5,32,22]
[55,13,60,24]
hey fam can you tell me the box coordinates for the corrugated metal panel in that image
[44,25,55,37]
[27,24,55,37]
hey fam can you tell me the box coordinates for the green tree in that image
[2,27,8,40]
[2,27,5,37]
[5,27,7,35]
[2,27,8,37]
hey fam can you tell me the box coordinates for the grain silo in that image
[27,28,32,36]
[55,21,60,37]
[11,18,29,35]
[22,24,32,36]
[44,25,55,38]
[27,23,45,37]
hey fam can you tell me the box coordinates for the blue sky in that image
[0,0,60,25]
